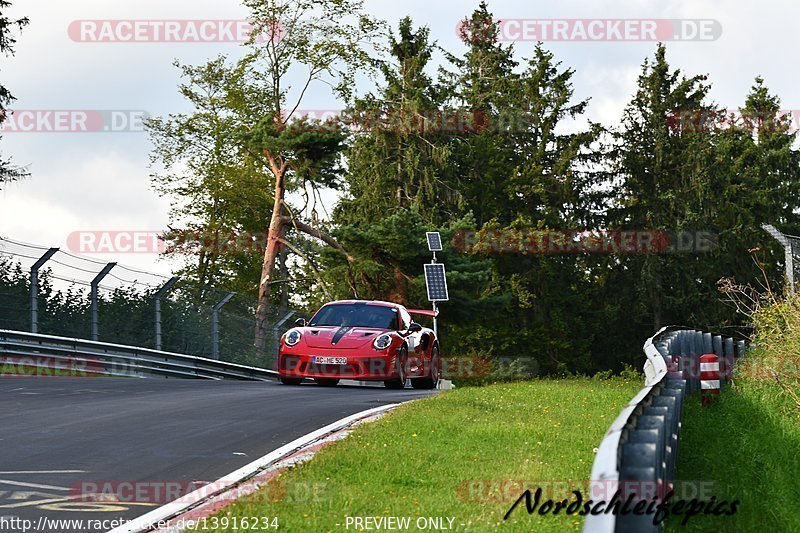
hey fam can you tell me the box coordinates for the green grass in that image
[190,378,640,532]
[666,371,800,532]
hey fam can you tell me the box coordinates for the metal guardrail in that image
[584,327,745,533]
[0,329,278,381]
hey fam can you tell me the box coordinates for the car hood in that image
[301,326,387,350]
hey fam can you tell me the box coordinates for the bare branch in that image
[280,202,354,262]
[277,237,333,299]
[292,218,354,263]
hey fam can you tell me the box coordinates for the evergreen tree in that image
[336,17,462,227]
[609,44,718,331]
[440,1,519,225]
[713,77,800,295]
[440,4,605,373]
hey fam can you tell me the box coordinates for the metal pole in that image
[430,251,438,337]
[762,223,795,295]
[211,292,236,360]
[30,248,59,333]
[91,263,116,341]
[154,276,180,350]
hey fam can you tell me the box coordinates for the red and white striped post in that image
[700,353,720,407]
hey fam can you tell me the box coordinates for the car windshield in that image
[309,304,398,330]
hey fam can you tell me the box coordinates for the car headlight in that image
[373,333,392,351]
[285,329,302,347]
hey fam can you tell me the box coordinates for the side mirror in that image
[408,322,423,333]
[294,318,307,327]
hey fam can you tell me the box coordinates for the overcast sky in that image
[0,0,794,278]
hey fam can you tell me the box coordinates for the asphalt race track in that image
[0,378,436,532]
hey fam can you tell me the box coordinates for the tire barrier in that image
[584,328,745,533]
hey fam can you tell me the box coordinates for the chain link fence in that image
[0,237,297,369]
[762,224,800,294]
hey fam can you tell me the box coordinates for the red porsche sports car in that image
[278,300,441,389]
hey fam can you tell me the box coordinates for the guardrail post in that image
[736,340,746,358]
[702,332,713,354]
[153,276,180,351]
[211,292,236,360]
[91,263,116,341]
[30,248,59,333]
[683,330,700,393]
[723,337,735,380]
[713,335,726,387]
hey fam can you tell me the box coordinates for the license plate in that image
[313,356,348,365]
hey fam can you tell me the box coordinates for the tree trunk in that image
[254,153,287,352]
[279,226,289,315]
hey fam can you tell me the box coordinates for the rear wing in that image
[408,308,438,318]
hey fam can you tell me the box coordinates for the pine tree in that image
[336,17,461,226]
[440,1,519,225]
[610,44,718,330]
[713,77,800,295]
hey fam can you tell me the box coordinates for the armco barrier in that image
[0,329,278,381]
[584,328,744,533]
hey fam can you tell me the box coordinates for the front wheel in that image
[412,346,440,390]
[384,346,408,389]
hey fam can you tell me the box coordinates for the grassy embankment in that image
[190,378,641,532]
[667,295,800,532]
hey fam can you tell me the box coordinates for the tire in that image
[384,346,408,389]
[280,377,302,385]
[412,346,440,390]
[314,378,340,387]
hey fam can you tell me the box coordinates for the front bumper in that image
[279,347,400,380]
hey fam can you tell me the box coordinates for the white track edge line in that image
[107,402,403,533]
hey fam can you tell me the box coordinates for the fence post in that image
[91,263,116,341]
[153,276,180,351]
[762,223,795,295]
[211,292,236,360]
[30,248,59,334]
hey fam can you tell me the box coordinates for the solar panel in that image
[424,263,449,301]
[426,232,443,252]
